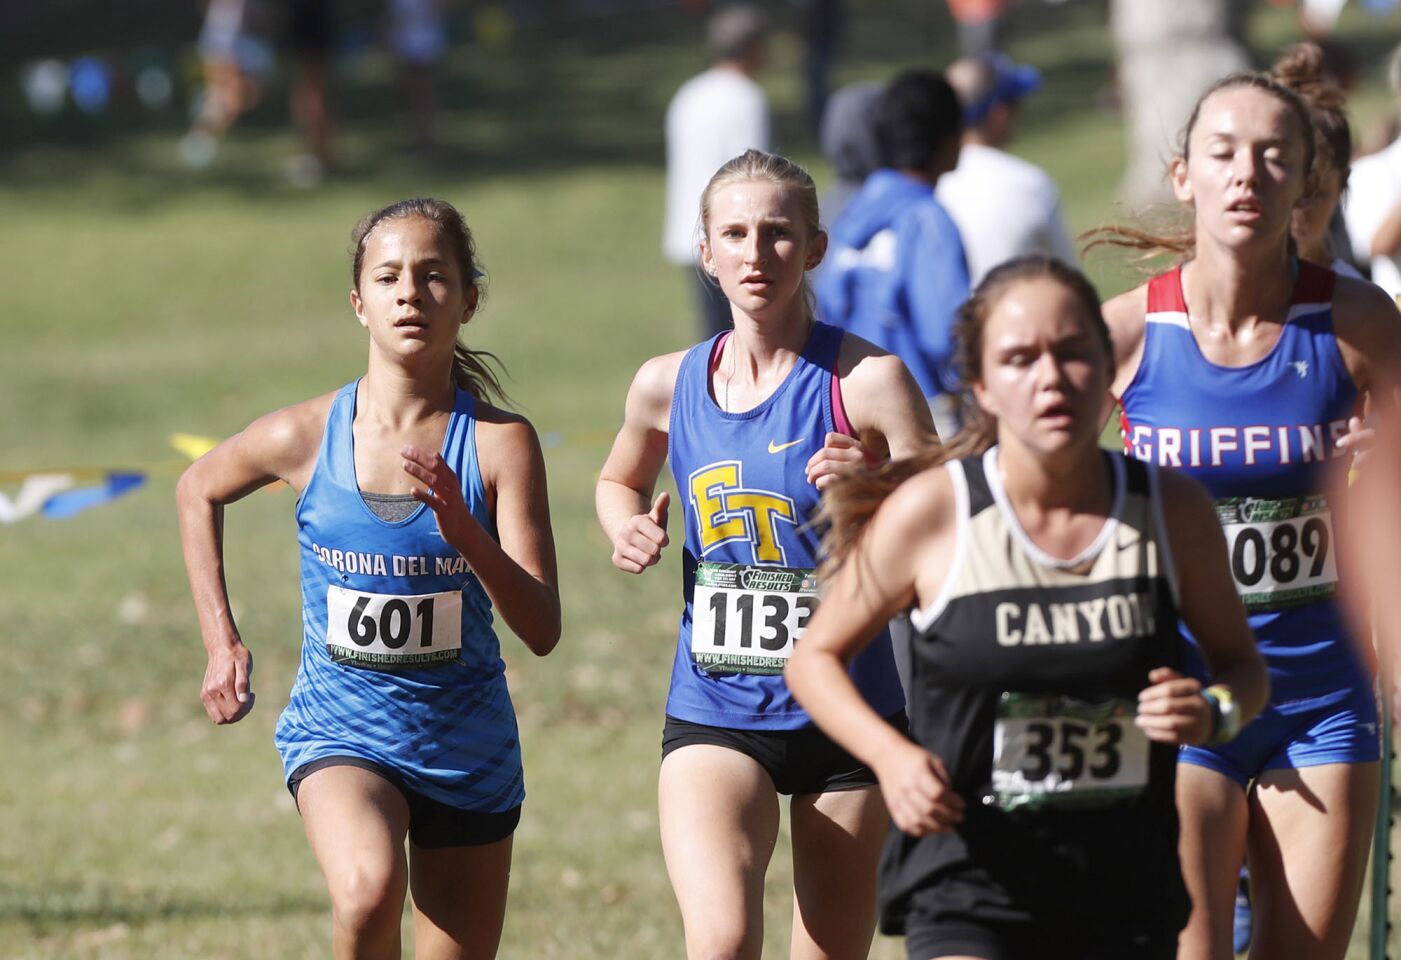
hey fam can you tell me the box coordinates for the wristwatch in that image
[1202,685,1241,745]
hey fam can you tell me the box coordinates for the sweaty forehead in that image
[366,217,450,257]
[710,180,802,220]
[986,281,1094,342]
[1193,87,1302,145]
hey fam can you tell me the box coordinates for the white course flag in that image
[0,474,76,523]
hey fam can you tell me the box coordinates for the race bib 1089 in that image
[690,561,818,676]
[987,693,1149,812]
[1215,495,1337,611]
[326,585,462,670]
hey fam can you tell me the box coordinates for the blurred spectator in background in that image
[389,0,449,157]
[663,4,771,339]
[181,0,335,185]
[946,0,1008,56]
[816,69,968,438]
[285,0,336,185]
[181,0,270,168]
[818,81,882,230]
[1344,43,1401,298]
[938,54,1076,285]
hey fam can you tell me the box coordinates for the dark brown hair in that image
[1083,71,1317,266]
[819,256,1111,575]
[1272,42,1352,185]
[351,197,509,403]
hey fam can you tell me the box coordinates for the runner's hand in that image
[1334,415,1374,467]
[1135,667,1210,745]
[611,491,670,573]
[201,640,254,724]
[402,445,478,549]
[875,740,965,836]
[806,433,872,489]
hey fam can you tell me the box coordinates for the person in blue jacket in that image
[816,68,971,439]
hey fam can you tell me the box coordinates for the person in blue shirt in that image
[817,68,971,439]
[177,198,561,960]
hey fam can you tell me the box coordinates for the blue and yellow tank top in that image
[1119,261,1368,708]
[275,380,524,812]
[666,321,905,730]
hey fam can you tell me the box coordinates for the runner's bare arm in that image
[596,353,684,573]
[176,394,331,724]
[1102,284,1150,406]
[406,410,561,655]
[1151,467,1270,743]
[787,468,965,834]
[1333,275,1401,437]
[805,336,938,488]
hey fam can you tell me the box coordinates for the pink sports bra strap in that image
[831,367,853,438]
[708,331,733,376]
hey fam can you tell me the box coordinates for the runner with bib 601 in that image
[177,198,560,960]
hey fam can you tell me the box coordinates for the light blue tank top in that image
[275,380,524,812]
[1120,261,1370,709]
[666,322,905,730]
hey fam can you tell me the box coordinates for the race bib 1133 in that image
[690,561,817,676]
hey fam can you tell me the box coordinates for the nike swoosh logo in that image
[768,439,803,454]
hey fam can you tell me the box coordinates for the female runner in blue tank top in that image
[177,198,560,960]
[596,149,936,959]
[1100,74,1401,960]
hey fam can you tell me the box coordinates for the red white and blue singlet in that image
[665,322,905,730]
[1119,262,1377,779]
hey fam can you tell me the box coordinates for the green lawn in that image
[3,1,1399,956]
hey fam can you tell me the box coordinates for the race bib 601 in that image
[326,585,462,670]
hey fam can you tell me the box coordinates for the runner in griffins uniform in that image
[787,257,1268,960]
[1101,73,1401,960]
[596,150,936,959]
[178,198,560,960]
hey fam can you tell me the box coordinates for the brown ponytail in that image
[1272,42,1352,186]
[351,197,510,404]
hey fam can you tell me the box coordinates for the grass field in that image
[4,2,1401,957]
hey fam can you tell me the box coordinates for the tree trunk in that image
[1111,0,1250,207]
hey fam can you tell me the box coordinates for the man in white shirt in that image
[1345,43,1401,299]
[937,54,1077,285]
[663,5,771,337]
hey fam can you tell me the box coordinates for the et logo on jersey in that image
[689,461,798,564]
